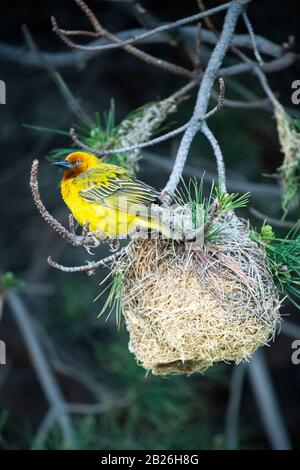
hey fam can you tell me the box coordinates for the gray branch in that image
[248,350,291,450]
[224,363,247,449]
[201,122,227,193]
[162,0,248,199]
[0,25,284,69]
[6,291,75,447]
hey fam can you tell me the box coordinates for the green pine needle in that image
[176,177,250,242]
[214,188,251,213]
[175,175,213,229]
[253,222,300,309]
[97,270,124,329]
[23,124,70,137]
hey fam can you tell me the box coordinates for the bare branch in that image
[69,78,224,158]
[242,11,264,66]
[220,95,270,109]
[194,23,203,70]
[196,0,220,37]
[204,76,225,119]
[249,207,296,228]
[70,123,190,157]
[65,396,131,414]
[52,1,193,79]
[55,28,100,38]
[220,52,298,77]
[30,159,103,249]
[143,150,282,199]
[32,410,56,449]
[248,350,291,450]
[224,363,247,449]
[54,0,236,53]
[47,246,129,273]
[162,0,247,201]
[0,26,287,69]
[160,121,201,204]
[201,122,227,193]
[6,291,75,447]
[253,65,281,108]
[30,160,76,243]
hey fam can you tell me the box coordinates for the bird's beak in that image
[51,161,73,169]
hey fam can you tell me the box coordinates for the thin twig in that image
[6,291,75,447]
[0,27,287,69]
[194,23,203,70]
[253,65,281,108]
[224,363,247,449]
[219,52,298,77]
[30,159,102,249]
[65,396,131,414]
[250,207,296,228]
[52,0,193,79]
[32,410,56,449]
[204,76,225,119]
[47,246,128,273]
[52,0,236,53]
[196,0,220,37]
[201,122,227,193]
[242,11,264,66]
[221,96,269,109]
[69,123,190,157]
[69,79,224,158]
[248,350,291,450]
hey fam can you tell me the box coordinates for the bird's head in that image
[52,152,102,176]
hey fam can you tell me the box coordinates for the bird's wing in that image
[76,169,159,211]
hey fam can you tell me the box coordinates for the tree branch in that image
[224,363,247,449]
[162,0,248,201]
[69,77,224,157]
[53,0,236,54]
[201,122,227,193]
[242,11,264,66]
[0,27,285,69]
[248,350,291,450]
[30,159,104,250]
[51,0,194,79]
[47,246,129,273]
[219,52,298,77]
[6,291,75,447]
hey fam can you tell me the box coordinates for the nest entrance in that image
[115,215,281,375]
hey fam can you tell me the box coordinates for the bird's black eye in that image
[75,160,81,166]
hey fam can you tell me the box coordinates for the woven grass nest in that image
[113,214,281,376]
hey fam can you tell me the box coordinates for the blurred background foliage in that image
[0,0,300,450]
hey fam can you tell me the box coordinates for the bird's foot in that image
[109,238,120,253]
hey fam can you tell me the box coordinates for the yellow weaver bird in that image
[52,151,170,238]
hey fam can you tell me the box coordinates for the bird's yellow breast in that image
[61,176,149,237]
[61,177,108,231]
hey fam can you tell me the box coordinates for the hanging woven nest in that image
[113,214,281,376]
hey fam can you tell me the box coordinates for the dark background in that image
[0,0,300,450]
